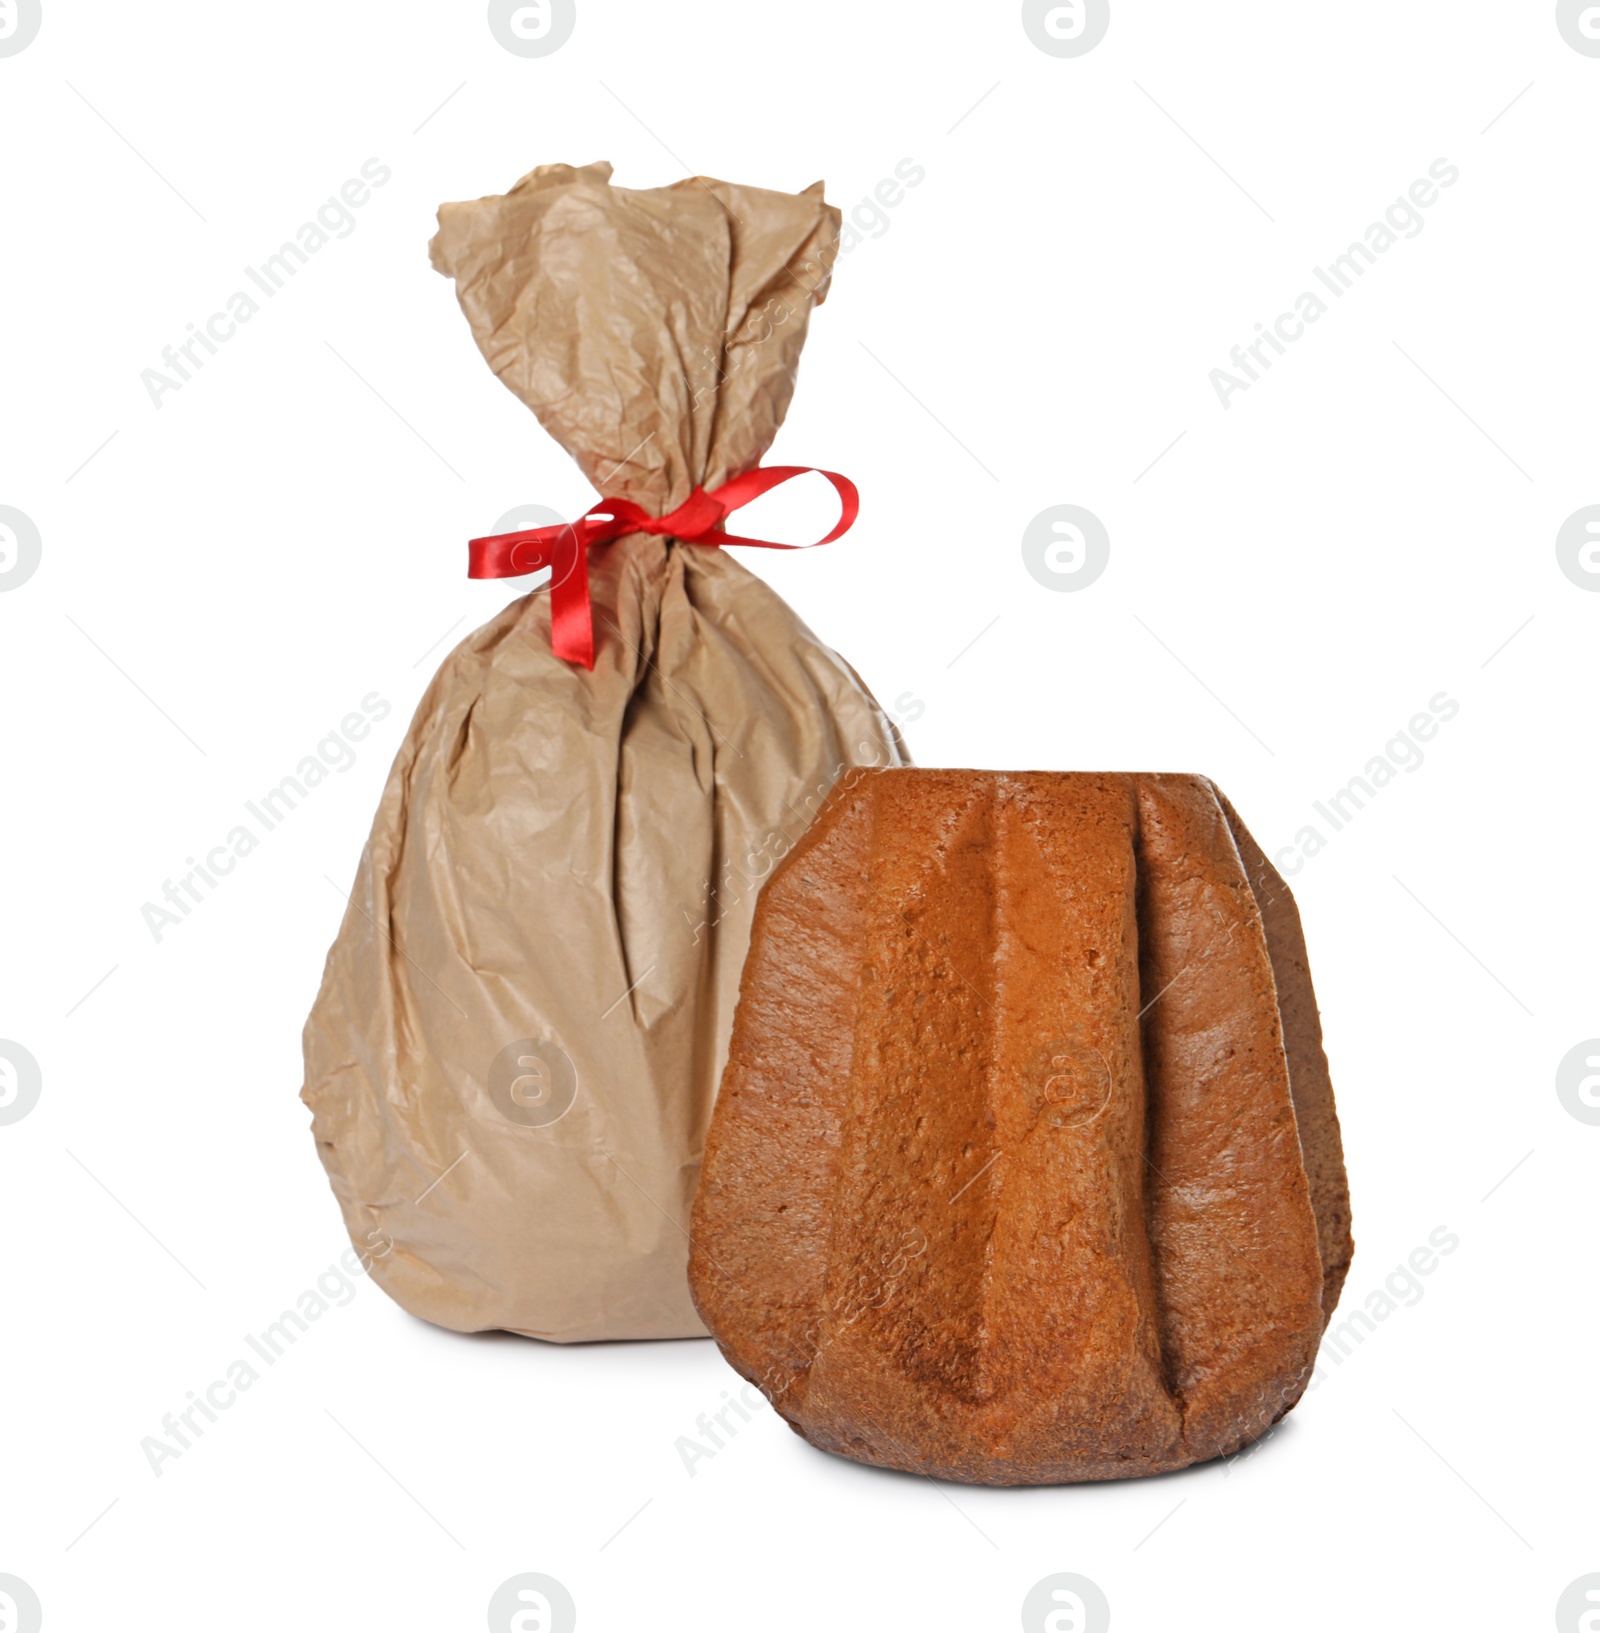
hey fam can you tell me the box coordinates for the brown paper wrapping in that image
[300,163,906,1341]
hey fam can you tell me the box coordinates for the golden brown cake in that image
[688,769,1352,1484]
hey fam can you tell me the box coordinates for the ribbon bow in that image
[468,466,859,669]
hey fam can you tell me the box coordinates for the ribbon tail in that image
[547,532,596,670]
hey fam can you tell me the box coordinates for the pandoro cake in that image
[687,769,1353,1485]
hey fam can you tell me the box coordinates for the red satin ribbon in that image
[468,466,859,669]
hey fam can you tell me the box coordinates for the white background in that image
[2,2,1595,1628]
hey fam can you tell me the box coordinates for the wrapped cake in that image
[302,163,905,1342]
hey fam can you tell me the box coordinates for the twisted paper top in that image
[430,161,842,513]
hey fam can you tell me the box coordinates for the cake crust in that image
[688,769,1353,1484]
